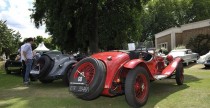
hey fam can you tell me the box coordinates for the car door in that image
[184,50,191,62]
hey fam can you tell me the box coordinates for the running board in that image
[154,75,168,80]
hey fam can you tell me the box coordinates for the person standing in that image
[20,41,26,82]
[21,38,34,85]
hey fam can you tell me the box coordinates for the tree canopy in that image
[30,0,210,53]
[141,0,210,41]
[30,0,148,53]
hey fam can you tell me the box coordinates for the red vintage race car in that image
[69,49,184,107]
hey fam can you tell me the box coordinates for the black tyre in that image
[125,66,150,108]
[36,55,53,78]
[69,57,106,100]
[30,74,37,81]
[39,79,54,83]
[4,62,11,74]
[175,62,184,85]
[62,64,74,86]
[204,64,210,68]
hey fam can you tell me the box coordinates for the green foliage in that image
[34,36,57,50]
[98,1,147,50]
[141,0,210,42]
[187,0,210,22]
[186,34,210,55]
[0,20,21,57]
[30,0,149,53]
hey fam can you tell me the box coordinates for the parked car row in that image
[164,48,210,68]
[4,48,184,107]
[5,48,209,107]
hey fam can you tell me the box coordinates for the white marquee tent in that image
[34,42,50,51]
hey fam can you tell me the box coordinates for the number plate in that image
[69,82,89,93]
[30,70,40,74]
[30,65,40,74]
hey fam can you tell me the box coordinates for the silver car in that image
[197,51,210,67]
[168,49,199,66]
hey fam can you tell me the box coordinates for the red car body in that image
[69,50,183,107]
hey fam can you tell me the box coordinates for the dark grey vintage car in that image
[30,51,83,85]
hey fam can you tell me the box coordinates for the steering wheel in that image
[139,52,148,59]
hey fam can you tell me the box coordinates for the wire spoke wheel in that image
[125,66,150,107]
[69,57,106,100]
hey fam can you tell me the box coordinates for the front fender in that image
[124,59,154,80]
[162,57,182,75]
[124,59,145,69]
[48,59,77,76]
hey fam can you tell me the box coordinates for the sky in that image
[0,0,49,40]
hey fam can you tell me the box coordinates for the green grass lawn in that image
[0,61,210,108]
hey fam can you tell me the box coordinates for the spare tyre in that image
[69,57,106,100]
[36,55,53,78]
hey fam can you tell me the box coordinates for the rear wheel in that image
[36,55,53,78]
[175,62,184,85]
[69,57,106,100]
[125,67,150,107]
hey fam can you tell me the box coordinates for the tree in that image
[0,20,21,58]
[186,0,210,22]
[30,0,148,53]
[186,34,210,55]
[141,0,210,42]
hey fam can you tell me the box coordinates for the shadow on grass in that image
[143,74,200,108]
[201,66,210,70]
[184,62,197,69]
[31,80,68,89]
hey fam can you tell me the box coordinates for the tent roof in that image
[34,42,50,51]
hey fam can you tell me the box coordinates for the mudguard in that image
[123,59,154,80]
[161,57,182,76]
[124,59,146,69]
[48,58,77,77]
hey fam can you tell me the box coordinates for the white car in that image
[197,51,210,67]
[168,49,199,65]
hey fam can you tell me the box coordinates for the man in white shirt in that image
[21,38,34,85]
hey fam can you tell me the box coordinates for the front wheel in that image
[175,62,184,85]
[62,64,74,86]
[125,66,150,107]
